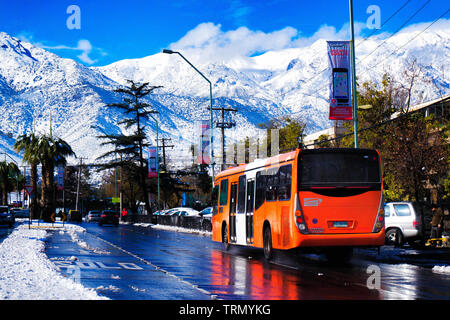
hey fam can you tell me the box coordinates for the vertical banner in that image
[197,120,211,164]
[148,147,158,178]
[56,166,64,191]
[327,41,353,120]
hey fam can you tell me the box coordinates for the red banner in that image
[329,106,353,120]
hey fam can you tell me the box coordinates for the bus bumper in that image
[295,230,385,248]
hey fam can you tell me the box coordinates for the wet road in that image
[45,222,450,300]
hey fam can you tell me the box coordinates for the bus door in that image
[246,179,255,244]
[235,175,247,245]
[229,182,238,243]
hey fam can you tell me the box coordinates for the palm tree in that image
[36,135,75,222]
[0,161,20,206]
[14,133,40,218]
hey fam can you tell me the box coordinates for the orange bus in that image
[212,148,385,261]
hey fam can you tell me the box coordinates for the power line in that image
[357,0,432,66]
[281,0,414,102]
[359,8,449,75]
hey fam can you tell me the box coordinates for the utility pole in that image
[213,106,237,170]
[158,137,174,170]
[75,157,87,211]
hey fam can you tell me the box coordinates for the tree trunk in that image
[41,161,55,222]
[30,163,38,219]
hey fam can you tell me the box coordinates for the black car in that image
[99,210,119,226]
[0,206,14,227]
[68,210,82,222]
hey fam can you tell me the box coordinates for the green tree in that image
[36,135,75,222]
[0,161,20,206]
[317,134,332,148]
[259,117,306,154]
[14,133,40,218]
[96,80,162,216]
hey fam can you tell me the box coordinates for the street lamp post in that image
[149,112,160,211]
[163,49,215,190]
[349,0,359,148]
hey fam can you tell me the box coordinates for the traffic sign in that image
[24,186,34,195]
[112,197,120,204]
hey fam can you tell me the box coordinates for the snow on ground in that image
[0,222,108,300]
[142,222,212,237]
[432,265,450,274]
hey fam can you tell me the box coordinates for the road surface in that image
[44,222,450,300]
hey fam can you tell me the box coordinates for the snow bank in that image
[432,265,450,274]
[0,223,108,300]
[150,223,212,237]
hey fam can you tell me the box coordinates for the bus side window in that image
[237,175,246,213]
[212,185,219,216]
[278,164,292,200]
[219,179,229,206]
[255,171,265,210]
[266,167,278,201]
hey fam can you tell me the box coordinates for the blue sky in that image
[0,0,448,66]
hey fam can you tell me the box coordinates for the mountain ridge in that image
[0,24,448,168]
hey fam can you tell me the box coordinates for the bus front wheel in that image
[222,223,230,251]
[263,226,273,260]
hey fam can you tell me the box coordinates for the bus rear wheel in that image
[263,226,273,260]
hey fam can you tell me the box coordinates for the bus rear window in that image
[299,149,381,189]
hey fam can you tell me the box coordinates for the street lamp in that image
[163,49,215,190]
[148,112,160,211]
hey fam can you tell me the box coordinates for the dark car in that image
[99,210,119,226]
[85,210,101,223]
[68,210,82,222]
[0,206,15,227]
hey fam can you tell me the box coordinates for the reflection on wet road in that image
[45,223,450,300]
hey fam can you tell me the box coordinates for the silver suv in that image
[384,202,422,245]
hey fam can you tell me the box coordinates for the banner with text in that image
[197,120,211,165]
[148,147,158,178]
[327,41,353,120]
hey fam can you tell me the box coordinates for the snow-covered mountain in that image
[0,23,448,168]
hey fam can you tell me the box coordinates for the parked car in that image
[168,207,199,216]
[10,208,29,218]
[99,210,119,226]
[68,210,82,222]
[199,207,212,231]
[162,208,178,216]
[85,210,101,223]
[0,206,15,227]
[384,202,422,245]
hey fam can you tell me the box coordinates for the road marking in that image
[87,232,216,299]
[53,260,144,271]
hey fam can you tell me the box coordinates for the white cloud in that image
[75,39,96,64]
[168,22,367,63]
[169,22,298,62]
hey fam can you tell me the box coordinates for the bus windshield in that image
[298,149,381,189]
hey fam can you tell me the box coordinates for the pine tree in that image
[96,80,162,216]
